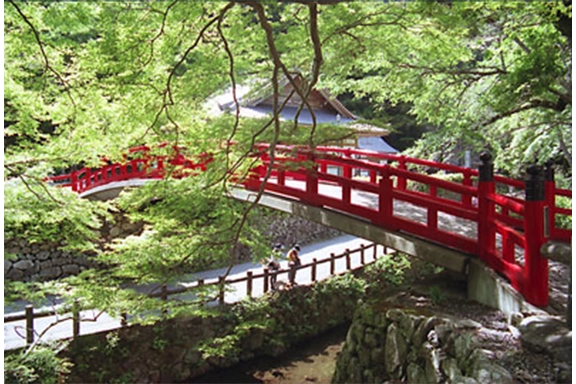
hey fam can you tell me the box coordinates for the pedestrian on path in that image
[287,244,301,286]
[266,243,283,290]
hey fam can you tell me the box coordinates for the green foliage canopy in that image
[4,1,571,312]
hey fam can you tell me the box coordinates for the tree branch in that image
[9,0,77,112]
[216,4,242,174]
[249,2,318,135]
[481,99,567,127]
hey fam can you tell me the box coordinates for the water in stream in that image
[187,324,349,384]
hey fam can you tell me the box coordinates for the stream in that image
[187,323,349,384]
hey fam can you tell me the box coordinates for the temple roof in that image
[206,76,389,137]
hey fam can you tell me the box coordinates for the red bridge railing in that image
[46,143,571,307]
[47,145,211,193]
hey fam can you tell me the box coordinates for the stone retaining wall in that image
[5,207,342,282]
[4,211,143,282]
[65,279,361,383]
[4,240,99,282]
[332,303,513,384]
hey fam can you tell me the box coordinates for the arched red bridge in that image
[47,144,572,307]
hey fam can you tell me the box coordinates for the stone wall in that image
[250,209,343,252]
[4,240,99,282]
[5,207,341,282]
[4,212,143,282]
[332,303,513,384]
[64,278,361,383]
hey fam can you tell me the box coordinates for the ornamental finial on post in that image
[479,151,493,182]
[525,164,545,201]
[544,160,555,182]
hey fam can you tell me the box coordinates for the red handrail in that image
[46,143,571,307]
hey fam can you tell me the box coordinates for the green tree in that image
[3,0,352,316]
[4,0,571,324]
[319,1,571,175]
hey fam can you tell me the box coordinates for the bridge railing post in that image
[544,161,555,239]
[342,164,352,204]
[428,185,438,230]
[477,152,495,264]
[378,165,394,228]
[523,165,548,307]
[278,167,286,186]
[397,156,407,190]
[70,171,79,192]
[305,153,318,202]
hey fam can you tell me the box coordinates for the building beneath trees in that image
[207,74,399,154]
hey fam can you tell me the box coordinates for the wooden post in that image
[25,305,34,345]
[346,249,351,270]
[330,253,336,275]
[263,268,269,293]
[311,258,317,282]
[246,271,253,298]
[161,284,168,301]
[373,244,377,260]
[197,279,205,304]
[477,152,495,265]
[523,165,548,307]
[360,244,365,265]
[72,300,80,339]
[218,276,225,304]
[161,284,168,315]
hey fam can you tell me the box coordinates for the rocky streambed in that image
[185,269,571,384]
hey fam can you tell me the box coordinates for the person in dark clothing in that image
[266,243,283,289]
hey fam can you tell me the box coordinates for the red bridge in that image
[48,144,572,307]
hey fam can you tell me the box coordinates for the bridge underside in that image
[82,180,472,274]
[231,188,550,315]
[230,188,472,275]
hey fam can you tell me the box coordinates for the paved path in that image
[4,235,385,351]
[3,179,486,351]
[283,178,479,242]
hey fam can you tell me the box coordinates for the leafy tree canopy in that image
[4,1,571,313]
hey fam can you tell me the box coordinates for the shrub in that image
[5,347,71,384]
